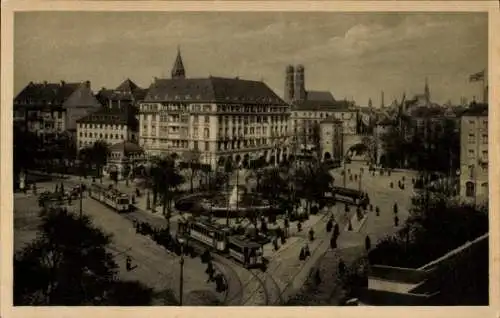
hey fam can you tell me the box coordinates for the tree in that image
[122,164,131,186]
[259,166,289,206]
[149,157,184,224]
[182,149,202,193]
[90,141,110,181]
[14,207,153,305]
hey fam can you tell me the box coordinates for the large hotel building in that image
[138,49,290,169]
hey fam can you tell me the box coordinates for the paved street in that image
[15,163,420,305]
[330,161,418,248]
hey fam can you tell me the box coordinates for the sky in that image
[14,11,488,106]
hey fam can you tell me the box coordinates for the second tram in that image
[89,183,130,212]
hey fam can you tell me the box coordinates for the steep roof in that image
[97,79,147,103]
[460,103,488,117]
[76,106,136,127]
[63,84,102,108]
[116,78,140,92]
[109,140,143,154]
[293,99,352,111]
[306,90,335,102]
[144,76,286,105]
[14,81,82,107]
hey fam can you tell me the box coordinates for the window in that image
[468,134,475,144]
[468,149,475,158]
[205,115,210,123]
[465,181,475,197]
[194,141,199,150]
[482,150,488,160]
[482,134,488,144]
[204,128,210,139]
[205,142,209,151]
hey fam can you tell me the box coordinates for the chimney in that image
[61,80,66,86]
[85,80,91,89]
[43,81,48,86]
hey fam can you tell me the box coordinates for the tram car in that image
[177,218,264,268]
[330,186,369,207]
[89,183,130,212]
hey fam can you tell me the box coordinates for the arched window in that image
[465,182,475,197]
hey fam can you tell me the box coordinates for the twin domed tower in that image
[284,65,306,103]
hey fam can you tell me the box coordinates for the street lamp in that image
[177,237,185,306]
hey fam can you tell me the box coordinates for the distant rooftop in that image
[460,102,488,117]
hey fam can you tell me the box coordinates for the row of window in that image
[467,149,488,160]
[79,123,125,130]
[467,133,488,144]
[464,181,488,197]
[467,119,488,128]
[217,138,274,151]
[293,111,354,119]
[80,132,125,140]
[140,103,286,114]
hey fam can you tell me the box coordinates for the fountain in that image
[175,168,275,218]
[228,185,242,209]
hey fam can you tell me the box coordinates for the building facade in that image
[138,49,290,169]
[459,103,488,205]
[76,107,139,149]
[319,119,343,163]
[106,141,145,180]
[13,81,101,140]
[284,64,369,158]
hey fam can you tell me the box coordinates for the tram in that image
[89,183,130,212]
[330,186,369,207]
[177,218,264,268]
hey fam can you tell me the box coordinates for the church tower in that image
[284,65,295,103]
[171,46,186,79]
[424,77,430,105]
[294,64,306,101]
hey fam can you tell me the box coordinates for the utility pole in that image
[358,170,362,192]
[343,160,347,188]
[79,183,83,219]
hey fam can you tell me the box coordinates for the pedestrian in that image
[338,259,346,276]
[126,256,132,272]
[284,218,290,237]
[393,203,398,214]
[314,268,322,286]
[326,219,333,232]
[273,237,279,251]
[330,236,337,249]
[299,247,306,261]
[375,206,380,216]
[309,228,315,241]
[334,223,340,238]
[305,244,310,258]
[365,235,371,251]
[297,221,302,233]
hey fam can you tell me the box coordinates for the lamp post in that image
[177,237,185,306]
